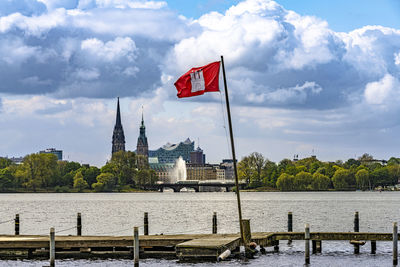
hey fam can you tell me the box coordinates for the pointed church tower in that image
[136,108,149,159]
[112,97,126,154]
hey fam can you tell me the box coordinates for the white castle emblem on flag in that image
[190,70,205,93]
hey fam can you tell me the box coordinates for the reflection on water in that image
[0,191,399,266]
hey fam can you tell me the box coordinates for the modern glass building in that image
[148,138,195,163]
[39,148,63,160]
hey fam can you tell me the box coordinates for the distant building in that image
[220,159,235,180]
[136,110,149,168]
[186,163,217,181]
[8,157,24,164]
[112,97,126,155]
[39,148,63,160]
[149,138,195,164]
[190,146,205,164]
[149,161,174,182]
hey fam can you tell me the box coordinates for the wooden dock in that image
[0,231,399,261]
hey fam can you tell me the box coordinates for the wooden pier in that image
[0,231,399,261]
[1,211,399,265]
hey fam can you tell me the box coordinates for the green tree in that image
[0,157,12,169]
[294,171,313,190]
[388,165,400,185]
[95,173,116,191]
[238,152,267,188]
[371,167,392,187]
[262,160,278,187]
[102,151,137,186]
[355,169,370,190]
[311,172,331,190]
[332,169,355,190]
[276,173,294,191]
[73,172,88,192]
[0,168,13,190]
[16,153,58,190]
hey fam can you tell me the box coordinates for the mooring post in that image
[212,212,217,234]
[371,240,376,254]
[144,212,149,236]
[134,226,139,267]
[77,213,82,236]
[394,222,398,266]
[354,211,360,254]
[15,214,19,235]
[312,240,317,254]
[288,212,293,245]
[316,240,322,253]
[305,224,310,265]
[50,227,55,267]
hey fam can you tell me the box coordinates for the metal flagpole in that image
[220,55,245,245]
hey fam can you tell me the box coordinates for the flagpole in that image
[220,55,245,245]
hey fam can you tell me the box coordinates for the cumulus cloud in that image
[81,37,137,62]
[78,0,167,9]
[364,74,400,105]
[166,0,400,110]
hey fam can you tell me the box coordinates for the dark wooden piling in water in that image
[305,224,310,265]
[288,212,292,245]
[212,212,217,234]
[50,227,55,267]
[144,212,149,236]
[77,213,82,236]
[15,214,19,235]
[371,240,376,254]
[241,219,251,245]
[354,211,360,254]
[394,222,398,266]
[134,227,139,267]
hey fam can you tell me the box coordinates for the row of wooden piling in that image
[6,211,400,265]
[10,212,218,236]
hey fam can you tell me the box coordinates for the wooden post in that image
[221,55,245,245]
[212,212,217,234]
[144,212,149,236]
[312,240,317,254]
[49,227,55,267]
[77,213,82,236]
[15,214,19,235]
[305,224,310,265]
[134,226,139,267]
[274,240,279,252]
[241,219,251,245]
[394,222,398,266]
[288,212,293,245]
[316,240,322,253]
[354,211,360,254]
[371,240,376,254]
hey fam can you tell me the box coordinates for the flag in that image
[174,61,220,98]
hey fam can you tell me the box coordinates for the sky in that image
[0,0,400,166]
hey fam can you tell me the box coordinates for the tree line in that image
[0,151,157,192]
[238,152,400,191]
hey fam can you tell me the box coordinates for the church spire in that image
[112,97,125,154]
[116,97,122,127]
[137,106,149,166]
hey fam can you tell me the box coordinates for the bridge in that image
[144,181,246,192]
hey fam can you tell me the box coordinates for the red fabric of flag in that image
[174,61,220,98]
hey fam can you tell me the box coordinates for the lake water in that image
[0,191,399,266]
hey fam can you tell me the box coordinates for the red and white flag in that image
[174,61,220,98]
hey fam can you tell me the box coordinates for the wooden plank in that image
[176,236,240,260]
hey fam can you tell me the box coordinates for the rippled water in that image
[0,191,399,266]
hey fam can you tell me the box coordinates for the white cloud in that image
[81,37,137,62]
[395,51,400,66]
[78,0,167,9]
[74,68,100,80]
[364,74,400,105]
